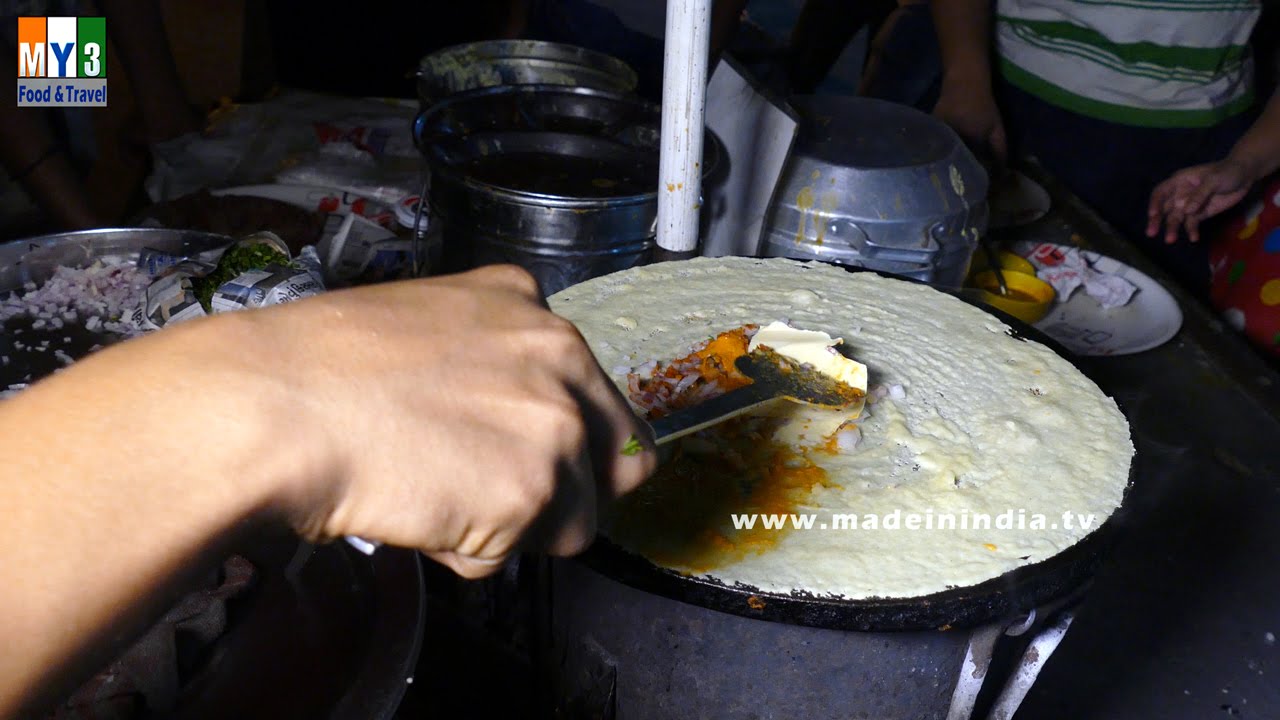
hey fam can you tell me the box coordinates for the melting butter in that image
[747,321,869,442]
[748,321,868,392]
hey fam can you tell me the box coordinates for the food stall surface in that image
[992,165,1280,719]
[394,162,1280,720]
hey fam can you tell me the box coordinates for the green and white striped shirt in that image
[996,0,1261,127]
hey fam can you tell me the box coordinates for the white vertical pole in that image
[657,0,712,253]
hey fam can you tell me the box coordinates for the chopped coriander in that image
[192,242,291,310]
[621,434,644,456]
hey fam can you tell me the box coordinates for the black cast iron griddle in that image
[575,266,1136,633]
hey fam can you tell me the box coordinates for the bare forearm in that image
[1228,89,1280,181]
[0,314,301,717]
[788,0,875,94]
[0,269,655,716]
[0,53,101,228]
[932,0,995,90]
[100,0,199,141]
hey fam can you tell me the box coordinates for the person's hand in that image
[933,82,1008,170]
[1146,156,1258,244]
[235,265,656,577]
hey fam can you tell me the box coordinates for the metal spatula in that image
[649,348,864,445]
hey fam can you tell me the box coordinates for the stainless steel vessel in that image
[416,40,638,108]
[415,85,720,295]
[764,96,988,287]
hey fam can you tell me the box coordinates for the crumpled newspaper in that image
[1022,243,1137,309]
[130,232,326,331]
[319,212,412,284]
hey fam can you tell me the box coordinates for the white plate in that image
[1011,241,1183,356]
[989,171,1051,229]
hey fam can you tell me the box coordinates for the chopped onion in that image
[835,425,862,452]
[0,259,147,339]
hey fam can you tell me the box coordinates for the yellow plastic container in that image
[967,270,1056,324]
[969,249,1036,277]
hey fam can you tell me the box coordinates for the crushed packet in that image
[318,212,412,285]
[131,232,326,331]
[1022,243,1138,309]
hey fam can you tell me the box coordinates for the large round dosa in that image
[549,257,1133,600]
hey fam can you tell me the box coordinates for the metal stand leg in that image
[985,608,1077,720]
[946,623,1004,720]
[945,581,1092,720]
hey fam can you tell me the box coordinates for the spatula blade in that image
[649,349,863,446]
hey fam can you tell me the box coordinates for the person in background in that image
[0,0,201,230]
[1148,94,1280,358]
[264,1,517,98]
[931,0,1268,297]
[783,0,897,95]
[505,0,749,101]
[0,266,656,718]
[857,0,937,106]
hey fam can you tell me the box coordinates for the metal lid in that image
[763,96,988,287]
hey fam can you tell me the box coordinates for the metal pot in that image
[547,557,970,720]
[416,40,638,109]
[764,96,988,288]
[414,85,722,295]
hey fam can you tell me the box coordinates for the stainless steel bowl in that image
[416,40,639,109]
[415,85,723,295]
[763,96,988,287]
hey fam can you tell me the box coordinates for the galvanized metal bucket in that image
[763,96,988,288]
[414,85,721,295]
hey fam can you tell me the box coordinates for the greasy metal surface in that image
[548,558,971,720]
[988,163,1280,719]
[763,96,988,287]
[0,229,427,720]
[416,40,638,108]
[415,86,724,295]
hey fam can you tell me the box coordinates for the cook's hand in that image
[933,82,1008,170]
[1146,157,1257,244]
[247,266,656,577]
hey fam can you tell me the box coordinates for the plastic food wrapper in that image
[319,212,412,284]
[145,90,418,202]
[1022,243,1138,309]
[273,133,421,205]
[131,232,327,331]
